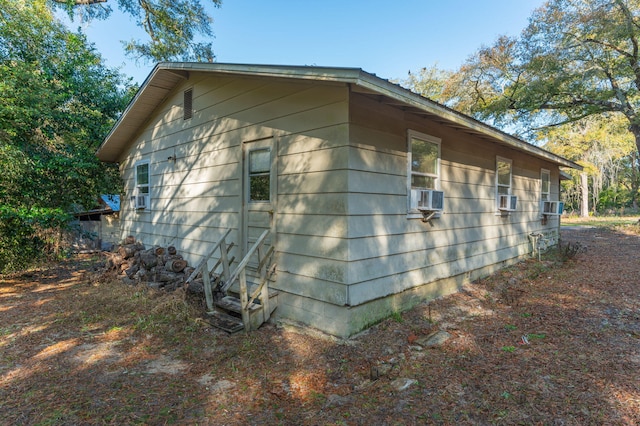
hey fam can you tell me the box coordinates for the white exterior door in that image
[242,138,275,282]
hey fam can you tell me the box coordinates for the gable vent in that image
[183,88,193,120]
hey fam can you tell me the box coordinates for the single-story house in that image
[97,63,581,337]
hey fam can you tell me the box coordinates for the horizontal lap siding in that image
[346,92,561,306]
[117,73,566,332]
[121,74,350,278]
[275,112,354,298]
[347,243,530,305]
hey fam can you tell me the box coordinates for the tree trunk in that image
[580,172,589,217]
[631,127,640,212]
[630,151,640,212]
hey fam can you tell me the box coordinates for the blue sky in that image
[70,0,546,85]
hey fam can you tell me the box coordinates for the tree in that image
[49,0,222,62]
[449,0,640,157]
[399,64,453,105]
[541,114,638,212]
[0,0,133,271]
[414,0,640,213]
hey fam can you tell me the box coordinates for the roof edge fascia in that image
[352,72,582,170]
[98,62,582,171]
[156,62,365,83]
[97,63,168,161]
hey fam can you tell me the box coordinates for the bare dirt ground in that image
[1,226,639,425]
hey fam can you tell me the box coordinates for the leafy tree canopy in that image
[398,64,453,104]
[0,0,134,270]
[403,0,640,212]
[446,0,640,155]
[49,0,222,62]
[1,0,133,210]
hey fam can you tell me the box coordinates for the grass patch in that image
[390,311,404,323]
[562,215,639,228]
[562,214,640,237]
[527,333,546,340]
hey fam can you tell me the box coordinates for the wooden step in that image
[224,290,278,315]
[227,284,279,301]
[213,293,279,332]
[205,310,244,333]
[215,295,262,314]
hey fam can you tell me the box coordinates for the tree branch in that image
[583,37,633,60]
[137,0,157,41]
[530,113,594,131]
[601,66,635,118]
[539,95,624,115]
[53,0,107,4]
[613,0,640,92]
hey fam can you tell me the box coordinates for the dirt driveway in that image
[1,227,639,425]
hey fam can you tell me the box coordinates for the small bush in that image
[558,241,585,261]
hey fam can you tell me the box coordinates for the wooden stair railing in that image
[185,229,276,332]
[220,230,275,330]
[185,228,233,312]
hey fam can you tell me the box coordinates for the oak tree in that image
[449,0,640,157]
[50,0,222,62]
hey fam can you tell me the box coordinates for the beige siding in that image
[344,91,563,306]
[119,74,350,276]
[117,74,568,337]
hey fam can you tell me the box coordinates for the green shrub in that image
[0,206,70,273]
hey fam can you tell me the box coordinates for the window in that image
[133,160,150,209]
[541,169,550,202]
[408,130,441,212]
[248,148,271,202]
[183,88,193,120]
[496,157,512,210]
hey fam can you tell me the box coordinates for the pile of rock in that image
[104,236,195,292]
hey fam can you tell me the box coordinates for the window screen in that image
[410,136,439,190]
[249,148,270,202]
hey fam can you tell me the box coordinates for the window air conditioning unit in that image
[132,195,149,210]
[499,194,517,212]
[411,189,445,211]
[542,200,564,215]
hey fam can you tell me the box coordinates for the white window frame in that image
[247,147,272,203]
[540,168,552,217]
[541,169,550,202]
[496,156,513,213]
[133,159,150,210]
[407,130,441,218]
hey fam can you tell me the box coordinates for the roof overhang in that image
[97,62,582,171]
[560,170,574,180]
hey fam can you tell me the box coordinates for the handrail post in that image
[238,269,250,331]
[220,238,231,282]
[185,228,233,285]
[221,229,270,293]
[259,261,271,323]
[184,228,233,312]
[202,266,214,312]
